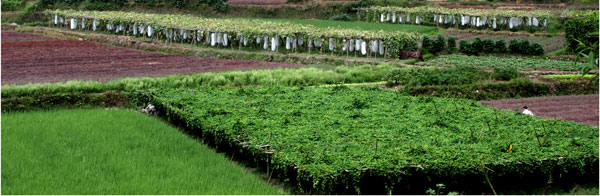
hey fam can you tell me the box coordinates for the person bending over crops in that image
[522,106,534,116]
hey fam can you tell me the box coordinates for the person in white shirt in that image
[522,106,534,116]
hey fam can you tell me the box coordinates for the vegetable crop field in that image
[146,87,599,194]
[416,54,585,71]
[1,108,286,195]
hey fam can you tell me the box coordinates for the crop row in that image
[357,6,574,31]
[147,87,598,194]
[416,54,584,71]
[45,10,420,58]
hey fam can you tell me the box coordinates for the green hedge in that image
[400,79,598,100]
[145,86,598,194]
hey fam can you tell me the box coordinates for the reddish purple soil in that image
[1,32,301,85]
[480,94,599,126]
[1,31,58,42]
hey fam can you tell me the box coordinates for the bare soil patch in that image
[480,94,599,126]
[1,32,301,85]
[1,31,57,42]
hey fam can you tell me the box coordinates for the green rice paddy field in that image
[1,108,287,195]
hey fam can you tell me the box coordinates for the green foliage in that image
[530,42,545,56]
[1,0,24,11]
[147,87,599,194]
[509,39,520,54]
[434,36,446,53]
[422,36,434,53]
[401,78,598,100]
[518,39,531,55]
[565,10,599,55]
[416,54,585,71]
[1,109,285,194]
[492,66,520,81]
[1,66,394,99]
[494,39,507,53]
[447,36,456,52]
[329,13,354,21]
[459,40,478,56]
[472,37,483,52]
[385,66,488,86]
[481,38,495,53]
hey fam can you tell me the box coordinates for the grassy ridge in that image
[148,87,599,194]
[1,108,286,195]
[1,65,393,99]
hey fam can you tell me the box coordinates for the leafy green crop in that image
[148,87,598,194]
[416,55,585,71]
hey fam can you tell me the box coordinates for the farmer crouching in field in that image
[522,106,534,116]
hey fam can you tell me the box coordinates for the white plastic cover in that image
[271,37,277,51]
[361,41,367,55]
[147,26,153,37]
[210,33,216,46]
[70,18,77,30]
[329,38,335,51]
[378,40,384,55]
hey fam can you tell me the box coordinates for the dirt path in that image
[1,32,301,85]
[480,94,599,126]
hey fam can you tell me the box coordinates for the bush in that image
[492,66,520,81]
[1,0,24,11]
[530,42,545,56]
[433,36,446,53]
[447,36,456,52]
[494,39,507,53]
[509,39,520,54]
[472,37,483,52]
[518,39,531,54]
[482,38,495,53]
[422,36,434,53]
[329,13,354,21]
[459,40,478,56]
[565,10,599,55]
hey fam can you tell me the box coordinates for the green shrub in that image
[509,39,520,54]
[482,38,495,53]
[518,39,531,55]
[565,10,599,55]
[459,40,478,56]
[447,36,456,52]
[530,42,545,56]
[472,37,483,52]
[385,65,488,86]
[494,39,507,53]
[1,0,24,11]
[433,36,446,53]
[329,13,354,21]
[422,36,434,53]
[492,66,520,81]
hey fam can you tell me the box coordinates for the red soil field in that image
[1,32,301,85]
[1,31,58,42]
[480,95,599,126]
